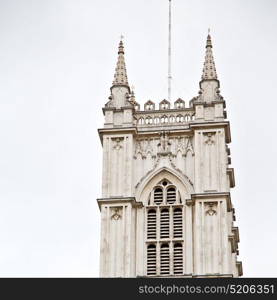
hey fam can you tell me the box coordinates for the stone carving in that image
[111,207,122,220]
[184,136,195,156]
[134,140,145,159]
[145,138,155,158]
[113,138,123,150]
[133,134,195,188]
[175,136,185,156]
[204,132,215,145]
[158,131,171,154]
[206,202,217,216]
[168,155,194,186]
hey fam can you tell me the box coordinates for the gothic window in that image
[138,118,144,125]
[176,115,184,123]
[167,187,176,204]
[185,114,191,122]
[154,117,160,124]
[145,117,153,125]
[146,179,184,276]
[169,115,175,123]
[153,187,163,205]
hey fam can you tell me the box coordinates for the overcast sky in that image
[0,0,276,277]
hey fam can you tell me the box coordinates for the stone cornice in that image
[102,106,135,114]
[97,197,143,210]
[98,127,137,144]
[190,121,231,143]
[193,99,226,109]
[136,127,193,137]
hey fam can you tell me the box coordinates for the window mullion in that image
[169,206,174,275]
[156,241,160,276]
[170,241,174,275]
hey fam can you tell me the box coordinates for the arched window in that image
[154,117,160,124]
[169,115,175,123]
[167,187,176,204]
[145,117,153,125]
[138,118,144,125]
[146,179,185,276]
[176,115,184,123]
[153,187,163,205]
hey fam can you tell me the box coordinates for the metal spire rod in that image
[168,0,172,102]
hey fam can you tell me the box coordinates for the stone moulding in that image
[97,127,137,144]
[190,121,231,143]
[227,168,235,188]
[236,262,243,277]
[190,192,232,212]
[97,197,143,210]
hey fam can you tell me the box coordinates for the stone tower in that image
[97,35,242,278]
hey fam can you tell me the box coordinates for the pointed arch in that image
[136,167,194,206]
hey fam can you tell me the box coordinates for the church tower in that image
[97,35,242,277]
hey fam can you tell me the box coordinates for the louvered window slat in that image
[154,188,163,205]
[147,244,157,275]
[166,187,176,204]
[160,208,170,239]
[146,181,185,277]
[173,243,183,275]
[173,208,183,238]
[147,209,156,239]
[160,244,170,275]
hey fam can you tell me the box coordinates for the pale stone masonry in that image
[97,35,242,278]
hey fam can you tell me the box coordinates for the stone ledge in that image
[191,192,232,212]
[97,197,143,210]
[190,121,231,143]
[98,127,137,144]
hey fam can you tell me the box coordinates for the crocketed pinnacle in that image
[201,34,218,80]
[112,40,129,87]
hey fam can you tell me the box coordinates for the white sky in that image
[0,0,276,277]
